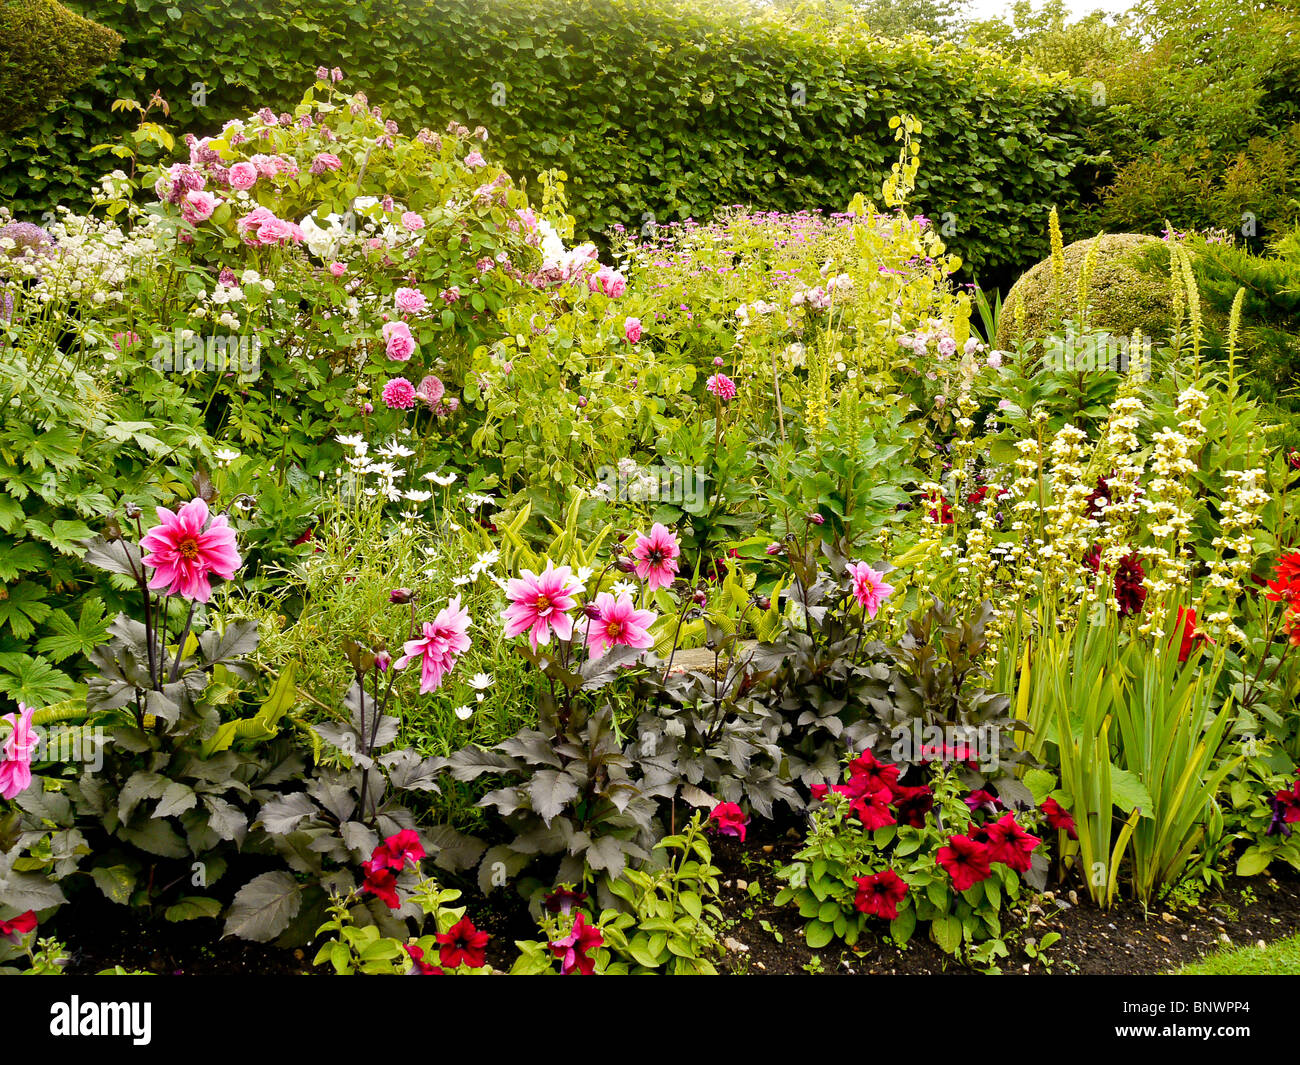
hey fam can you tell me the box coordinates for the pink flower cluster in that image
[0,704,37,801]
[237,206,305,246]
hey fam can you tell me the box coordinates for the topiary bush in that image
[996,232,1178,350]
[0,0,121,134]
[0,0,1103,277]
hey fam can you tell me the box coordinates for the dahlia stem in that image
[168,601,197,684]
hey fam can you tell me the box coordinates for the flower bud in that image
[389,587,414,604]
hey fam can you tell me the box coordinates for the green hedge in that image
[1,0,1103,275]
[0,0,121,133]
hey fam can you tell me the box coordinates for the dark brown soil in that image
[709,822,1300,975]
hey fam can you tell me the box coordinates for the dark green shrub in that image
[0,0,121,133]
[0,0,1102,276]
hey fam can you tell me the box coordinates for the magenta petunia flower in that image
[845,561,895,618]
[631,523,680,590]
[501,562,583,650]
[706,373,737,401]
[381,377,417,409]
[0,704,37,801]
[584,591,656,659]
[395,596,472,694]
[550,911,604,975]
[140,498,242,603]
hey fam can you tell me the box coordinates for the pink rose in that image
[382,320,417,361]
[394,287,428,313]
[464,151,486,169]
[623,317,642,344]
[228,162,258,191]
[181,190,217,224]
[328,261,347,278]
[400,211,425,231]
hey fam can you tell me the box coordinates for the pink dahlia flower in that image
[140,498,242,603]
[0,704,37,801]
[584,591,656,659]
[381,377,417,409]
[631,523,680,590]
[395,596,472,694]
[502,562,584,650]
[846,561,894,619]
[706,373,737,401]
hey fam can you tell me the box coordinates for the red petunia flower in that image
[853,870,909,921]
[847,749,900,794]
[708,801,749,841]
[983,812,1041,873]
[365,829,426,874]
[0,910,37,940]
[362,866,401,909]
[550,911,604,975]
[851,788,897,830]
[937,834,992,891]
[404,943,444,975]
[435,916,490,970]
[1040,797,1078,840]
[890,784,934,828]
[810,783,829,803]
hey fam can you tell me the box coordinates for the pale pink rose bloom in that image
[395,596,472,693]
[440,286,460,304]
[181,190,217,223]
[501,562,584,651]
[228,162,258,190]
[416,375,445,406]
[845,562,895,619]
[382,320,417,361]
[400,211,425,231]
[394,287,428,314]
[631,523,680,590]
[464,151,486,169]
[328,261,347,278]
[588,265,626,298]
[584,592,656,659]
[624,317,642,344]
[140,497,242,603]
[0,704,37,801]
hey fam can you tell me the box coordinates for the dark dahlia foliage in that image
[441,694,661,905]
[629,632,800,818]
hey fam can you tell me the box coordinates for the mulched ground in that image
[52,823,1300,975]
[709,822,1300,975]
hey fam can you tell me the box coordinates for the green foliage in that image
[0,0,1102,276]
[0,0,121,133]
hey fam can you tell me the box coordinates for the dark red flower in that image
[1114,552,1147,617]
[810,783,829,802]
[543,887,588,915]
[926,493,954,525]
[984,812,1041,873]
[853,870,909,921]
[291,526,315,546]
[435,916,490,969]
[708,801,749,841]
[0,910,37,939]
[362,866,401,909]
[1082,543,1101,573]
[937,834,992,891]
[404,943,443,975]
[1084,476,1111,521]
[890,784,934,828]
[1040,797,1078,840]
[850,789,896,830]
[963,789,1002,816]
[366,829,426,873]
[847,749,900,794]
[550,911,604,975]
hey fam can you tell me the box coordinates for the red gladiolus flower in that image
[1040,797,1078,840]
[362,866,401,909]
[550,911,604,974]
[708,801,749,841]
[436,916,490,970]
[890,784,934,828]
[937,834,992,891]
[1175,606,1213,663]
[404,943,443,975]
[984,812,1041,873]
[850,789,896,830]
[1114,552,1147,617]
[0,910,37,940]
[853,870,909,921]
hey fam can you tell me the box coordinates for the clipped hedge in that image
[0,0,1103,275]
[0,0,121,133]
